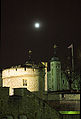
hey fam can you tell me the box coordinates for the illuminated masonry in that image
[2,62,47,95]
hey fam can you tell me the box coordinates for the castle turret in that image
[2,51,45,95]
[48,45,61,91]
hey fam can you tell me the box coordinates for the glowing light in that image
[34,23,40,28]
[59,111,80,114]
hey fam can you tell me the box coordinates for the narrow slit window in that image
[23,79,27,86]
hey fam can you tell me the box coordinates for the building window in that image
[52,78,53,83]
[24,67,26,71]
[62,94,64,98]
[52,69,53,75]
[56,64,60,69]
[63,80,64,84]
[23,79,27,86]
[35,112,37,118]
[33,68,35,71]
[52,85,53,89]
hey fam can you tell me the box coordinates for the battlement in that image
[2,67,41,79]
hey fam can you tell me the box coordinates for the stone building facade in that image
[47,57,61,91]
[0,70,2,87]
[2,62,46,95]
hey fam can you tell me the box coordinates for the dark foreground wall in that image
[0,87,62,119]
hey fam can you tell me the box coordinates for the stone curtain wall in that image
[0,87,61,119]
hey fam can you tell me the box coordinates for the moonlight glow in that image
[34,23,40,28]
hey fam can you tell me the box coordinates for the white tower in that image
[48,45,61,91]
[50,57,61,91]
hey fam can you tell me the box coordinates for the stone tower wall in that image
[2,67,45,95]
[50,61,61,91]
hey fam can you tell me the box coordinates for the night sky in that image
[1,0,81,70]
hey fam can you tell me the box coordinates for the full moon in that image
[34,23,40,28]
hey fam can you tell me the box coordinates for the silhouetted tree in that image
[64,69,80,90]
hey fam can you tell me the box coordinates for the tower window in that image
[52,85,53,89]
[52,78,53,83]
[23,79,27,86]
[35,112,37,118]
[52,69,53,75]
[63,80,64,84]
[62,94,64,98]
[33,68,35,71]
[24,67,26,71]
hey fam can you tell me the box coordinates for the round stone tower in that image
[2,56,45,95]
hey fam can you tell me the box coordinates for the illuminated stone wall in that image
[0,71,2,87]
[47,71,51,90]
[42,62,48,91]
[2,67,45,95]
[50,61,61,91]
